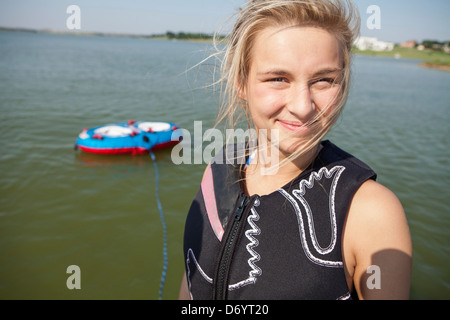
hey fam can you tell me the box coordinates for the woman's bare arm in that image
[344,180,412,300]
[178,271,191,300]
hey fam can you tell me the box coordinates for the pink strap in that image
[201,164,224,241]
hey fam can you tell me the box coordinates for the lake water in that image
[0,31,449,300]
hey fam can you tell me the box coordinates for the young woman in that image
[179,0,412,300]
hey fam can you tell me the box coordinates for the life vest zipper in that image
[213,193,255,300]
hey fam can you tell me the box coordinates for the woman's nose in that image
[286,86,316,120]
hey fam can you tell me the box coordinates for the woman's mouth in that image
[277,120,309,132]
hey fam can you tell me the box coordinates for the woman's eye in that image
[311,77,340,89]
[269,77,286,82]
[316,78,335,84]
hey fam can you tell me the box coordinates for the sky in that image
[0,0,449,43]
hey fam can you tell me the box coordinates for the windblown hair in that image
[213,0,360,166]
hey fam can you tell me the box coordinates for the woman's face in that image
[242,26,343,157]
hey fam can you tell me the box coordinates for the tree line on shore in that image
[148,31,225,41]
[419,40,450,53]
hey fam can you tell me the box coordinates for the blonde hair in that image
[212,0,360,167]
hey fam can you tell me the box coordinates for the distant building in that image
[400,40,417,48]
[354,37,394,52]
[432,43,442,51]
[443,43,450,54]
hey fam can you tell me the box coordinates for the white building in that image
[354,37,394,52]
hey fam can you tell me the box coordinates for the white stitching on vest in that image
[278,165,346,268]
[229,201,262,291]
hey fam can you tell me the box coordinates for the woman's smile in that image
[276,119,310,132]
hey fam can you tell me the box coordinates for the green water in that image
[0,31,449,299]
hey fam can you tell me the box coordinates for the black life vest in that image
[183,140,376,300]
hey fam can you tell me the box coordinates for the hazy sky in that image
[0,0,449,43]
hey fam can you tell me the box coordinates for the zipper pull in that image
[235,194,249,221]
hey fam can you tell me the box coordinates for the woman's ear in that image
[238,81,247,102]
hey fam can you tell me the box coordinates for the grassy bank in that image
[353,46,450,71]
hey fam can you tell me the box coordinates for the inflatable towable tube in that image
[75,120,182,155]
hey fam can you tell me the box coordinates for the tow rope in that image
[150,151,168,300]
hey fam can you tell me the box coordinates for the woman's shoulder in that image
[350,179,406,224]
[347,179,411,252]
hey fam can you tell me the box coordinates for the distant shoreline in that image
[353,47,450,72]
[418,62,450,72]
[2,27,449,72]
[0,26,158,40]
[0,26,218,42]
